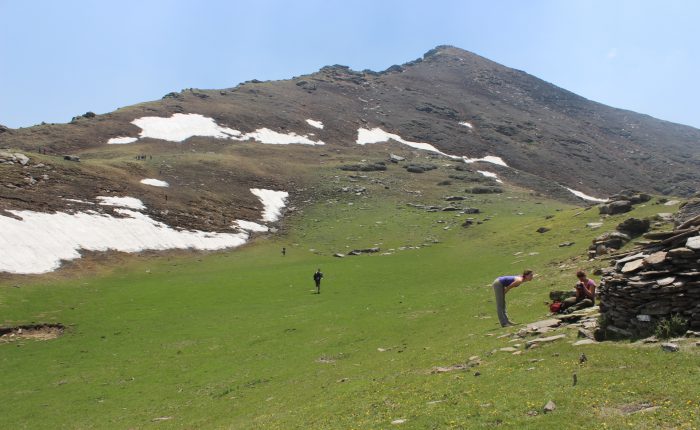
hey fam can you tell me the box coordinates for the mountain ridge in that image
[1,45,698,232]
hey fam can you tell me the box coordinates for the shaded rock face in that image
[599,200,632,215]
[616,218,650,236]
[598,218,700,337]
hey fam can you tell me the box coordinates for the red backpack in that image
[549,301,562,313]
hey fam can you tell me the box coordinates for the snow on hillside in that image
[108,113,324,145]
[140,178,169,187]
[97,196,146,210]
[477,170,503,183]
[0,189,288,274]
[464,155,508,167]
[234,220,269,232]
[306,119,324,129]
[565,187,608,202]
[243,128,323,145]
[132,113,241,142]
[250,189,289,222]
[107,136,138,144]
[356,127,459,159]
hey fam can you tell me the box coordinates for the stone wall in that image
[598,213,700,337]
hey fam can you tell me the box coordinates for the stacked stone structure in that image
[598,213,700,336]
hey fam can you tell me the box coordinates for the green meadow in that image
[1,182,699,429]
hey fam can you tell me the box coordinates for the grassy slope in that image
[1,178,698,429]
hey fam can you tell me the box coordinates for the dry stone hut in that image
[597,200,700,337]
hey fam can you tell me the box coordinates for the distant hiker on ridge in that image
[491,269,535,327]
[313,269,323,294]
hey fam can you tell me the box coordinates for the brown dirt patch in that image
[0,323,65,343]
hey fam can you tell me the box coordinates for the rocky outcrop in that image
[599,190,651,215]
[0,151,29,165]
[598,217,700,337]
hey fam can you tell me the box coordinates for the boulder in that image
[616,218,650,235]
[13,153,29,165]
[599,200,632,215]
[661,343,680,352]
[536,227,550,234]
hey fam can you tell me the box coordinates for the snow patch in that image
[240,128,324,145]
[64,198,93,205]
[565,187,608,203]
[306,119,324,129]
[140,179,169,187]
[250,188,288,222]
[234,220,269,232]
[96,196,146,210]
[109,114,324,146]
[107,136,138,145]
[459,121,473,129]
[477,170,503,183]
[356,128,459,159]
[132,113,241,142]
[355,128,508,169]
[463,155,508,167]
[0,209,249,274]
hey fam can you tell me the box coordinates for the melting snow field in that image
[234,220,269,232]
[250,189,289,222]
[0,208,248,274]
[132,113,241,142]
[464,155,508,167]
[97,196,146,210]
[243,128,323,145]
[140,178,169,187]
[459,121,473,129]
[355,127,510,169]
[108,113,324,145]
[356,127,459,159]
[565,187,608,202]
[477,170,503,183]
[107,136,138,144]
[0,188,289,274]
[306,119,324,129]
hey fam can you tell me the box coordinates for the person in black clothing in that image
[313,269,323,294]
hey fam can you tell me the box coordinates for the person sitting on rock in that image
[561,270,596,313]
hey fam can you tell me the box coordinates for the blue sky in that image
[1,0,699,129]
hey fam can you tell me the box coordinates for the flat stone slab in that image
[657,276,676,286]
[573,339,597,346]
[526,334,566,348]
[526,319,562,331]
[621,259,645,273]
[643,251,667,266]
[687,236,700,250]
[617,252,646,264]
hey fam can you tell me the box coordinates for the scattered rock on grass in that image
[543,400,556,413]
[661,342,680,352]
